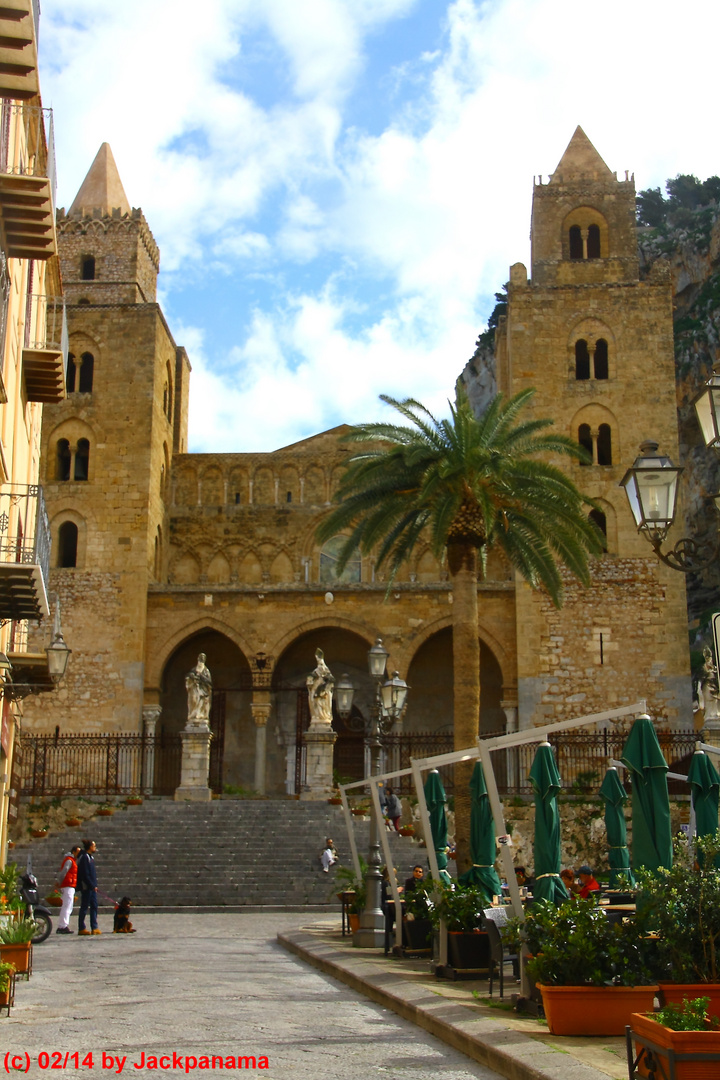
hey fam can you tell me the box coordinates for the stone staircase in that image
[10,799,426,911]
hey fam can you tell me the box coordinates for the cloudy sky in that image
[39,0,720,452]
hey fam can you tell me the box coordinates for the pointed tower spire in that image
[68,143,131,216]
[550,126,612,183]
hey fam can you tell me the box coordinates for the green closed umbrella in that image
[529,742,569,905]
[424,770,452,884]
[599,767,635,887]
[459,760,503,903]
[621,716,673,874]
[688,750,720,852]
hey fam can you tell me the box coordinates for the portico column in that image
[141,704,161,795]
[251,702,271,794]
[501,699,519,793]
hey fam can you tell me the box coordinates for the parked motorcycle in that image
[19,871,53,943]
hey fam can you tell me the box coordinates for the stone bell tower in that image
[495,127,692,729]
[21,144,191,733]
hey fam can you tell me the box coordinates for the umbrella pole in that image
[412,759,446,967]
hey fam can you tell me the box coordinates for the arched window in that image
[569,225,583,259]
[74,439,90,481]
[286,491,292,503]
[66,354,76,393]
[56,439,71,481]
[165,363,173,422]
[81,255,95,280]
[589,508,608,552]
[78,352,94,393]
[57,521,78,567]
[587,224,601,259]
[578,424,593,464]
[597,424,612,465]
[594,339,609,380]
[575,339,590,380]
[319,535,361,584]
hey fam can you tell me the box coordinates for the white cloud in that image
[39,0,720,453]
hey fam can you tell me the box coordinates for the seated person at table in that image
[578,864,600,898]
[514,866,534,892]
[560,867,580,894]
[404,865,425,893]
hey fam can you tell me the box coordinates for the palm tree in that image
[316,388,602,871]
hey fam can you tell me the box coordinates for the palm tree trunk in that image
[448,540,479,876]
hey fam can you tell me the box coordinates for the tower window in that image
[578,424,593,464]
[57,521,78,568]
[66,353,76,393]
[575,339,590,380]
[587,224,601,259]
[569,225,583,259]
[57,438,71,481]
[235,492,240,504]
[589,508,608,552]
[81,255,95,280]
[74,438,90,481]
[286,491,292,503]
[594,339,609,380]
[597,424,612,466]
[78,352,94,393]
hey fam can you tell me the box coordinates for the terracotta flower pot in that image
[538,984,659,1036]
[348,913,360,934]
[95,808,114,817]
[0,971,15,1015]
[0,943,32,978]
[31,829,47,838]
[65,819,81,827]
[327,798,342,805]
[659,983,720,1016]
[630,1011,720,1079]
[125,798,143,806]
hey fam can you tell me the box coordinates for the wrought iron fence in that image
[19,733,182,798]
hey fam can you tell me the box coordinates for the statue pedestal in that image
[702,712,720,747]
[301,727,337,800]
[175,726,213,801]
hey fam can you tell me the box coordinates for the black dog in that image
[113,896,136,933]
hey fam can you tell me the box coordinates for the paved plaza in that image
[2,913,503,1080]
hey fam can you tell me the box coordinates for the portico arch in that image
[159,629,253,793]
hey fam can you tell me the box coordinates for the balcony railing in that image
[0,0,40,101]
[0,483,49,621]
[0,101,56,259]
[22,293,67,402]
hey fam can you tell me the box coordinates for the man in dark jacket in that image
[77,839,100,935]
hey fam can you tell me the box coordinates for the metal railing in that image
[0,101,56,211]
[19,732,183,798]
[0,484,49,579]
[23,293,67,358]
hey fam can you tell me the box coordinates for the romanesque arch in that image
[158,628,253,794]
[562,206,609,260]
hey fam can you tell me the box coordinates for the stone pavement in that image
[2,912,505,1080]
[277,924,631,1080]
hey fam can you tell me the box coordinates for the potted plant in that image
[403,886,434,951]
[65,817,82,826]
[95,804,115,816]
[0,960,15,1014]
[334,860,367,935]
[125,797,143,806]
[634,833,720,1014]
[630,995,720,1079]
[0,918,37,979]
[398,824,415,837]
[519,897,659,1035]
[30,827,48,838]
[430,883,491,970]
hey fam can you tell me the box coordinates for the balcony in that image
[0,0,39,101]
[0,101,56,259]
[22,293,66,402]
[0,484,49,621]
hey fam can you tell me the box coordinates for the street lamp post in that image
[336,637,408,948]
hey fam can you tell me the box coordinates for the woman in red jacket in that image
[55,845,81,935]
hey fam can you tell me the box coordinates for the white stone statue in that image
[307,648,334,727]
[185,652,213,725]
[695,646,720,722]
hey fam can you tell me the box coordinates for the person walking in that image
[384,787,402,831]
[77,839,101,935]
[55,844,81,935]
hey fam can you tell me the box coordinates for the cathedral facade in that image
[20,132,693,796]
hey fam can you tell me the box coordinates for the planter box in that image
[538,983,659,1036]
[659,984,720,1016]
[0,943,32,979]
[402,919,432,951]
[348,913,360,934]
[447,931,490,971]
[630,1011,720,1079]
[0,970,16,1015]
